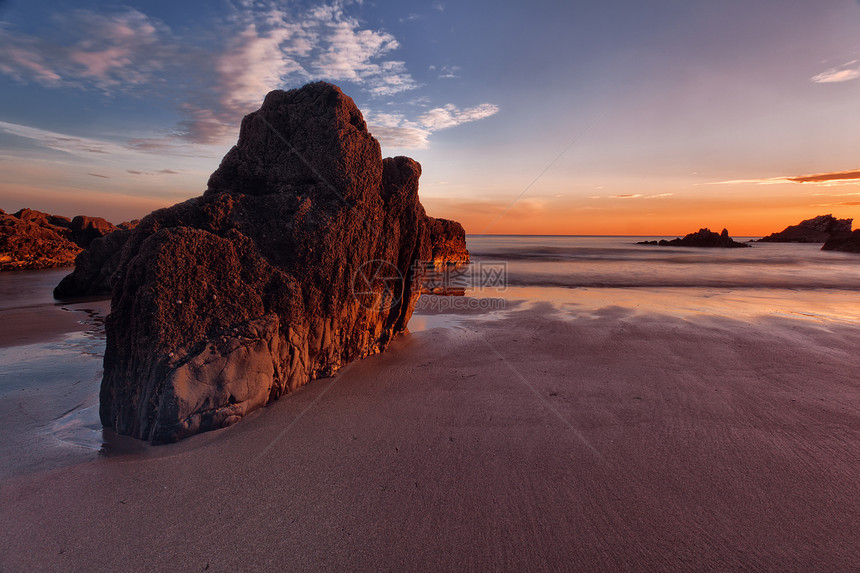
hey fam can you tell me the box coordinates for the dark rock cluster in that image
[638,228,749,248]
[758,214,852,243]
[822,230,860,253]
[99,82,469,443]
[0,208,119,271]
[53,228,134,299]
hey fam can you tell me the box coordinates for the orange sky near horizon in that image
[2,176,858,237]
[425,190,860,237]
[2,1,860,239]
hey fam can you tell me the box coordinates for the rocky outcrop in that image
[1,208,121,271]
[822,229,860,253]
[100,82,469,443]
[1,209,82,270]
[758,214,852,243]
[69,215,118,248]
[54,219,139,299]
[640,228,749,248]
[427,217,470,264]
[53,229,133,299]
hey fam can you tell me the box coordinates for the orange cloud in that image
[710,168,860,186]
[787,169,860,183]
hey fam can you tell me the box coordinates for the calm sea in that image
[414,235,860,324]
[468,235,860,290]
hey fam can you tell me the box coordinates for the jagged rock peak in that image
[759,214,853,243]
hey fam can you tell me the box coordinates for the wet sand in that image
[0,305,97,348]
[1,295,859,571]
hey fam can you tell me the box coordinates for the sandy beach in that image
[1,286,859,571]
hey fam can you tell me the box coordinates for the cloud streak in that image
[0,2,499,155]
[0,9,165,90]
[811,60,860,83]
[365,103,500,149]
[710,169,860,187]
[0,3,423,145]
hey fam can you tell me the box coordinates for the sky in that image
[1,0,859,235]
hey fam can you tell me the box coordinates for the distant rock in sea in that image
[427,217,470,264]
[821,229,860,253]
[758,214,852,243]
[100,82,469,444]
[0,208,120,271]
[639,228,749,248]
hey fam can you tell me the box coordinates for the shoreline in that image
[1,287,859,570]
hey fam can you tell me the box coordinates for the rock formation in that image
[427,218,470,264]
[69,215,117,248]
[758,214,852,243]
[822,230,860,253]
[100,82,469,443]
[53,228,134,298]
[0,208,120,271]
[639,228,749,248]
[1,209,81,270]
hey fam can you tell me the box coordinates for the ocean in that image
[2,236,859,474]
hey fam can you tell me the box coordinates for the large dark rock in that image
[0,209,81,270]
[822,229,860,253]
[53,229,133,299]
[100,82,469,443]
[649,228,749,248]
[758,214,852,243]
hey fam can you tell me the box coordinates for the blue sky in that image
[1,0,859,234]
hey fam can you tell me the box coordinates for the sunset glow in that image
[2,0,859,234]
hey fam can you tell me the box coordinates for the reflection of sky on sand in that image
[467,286,860,325]
[0,306,108,476]
[410,284,860,331]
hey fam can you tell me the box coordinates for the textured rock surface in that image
[100,82,469,443]
[1,208,120,271]
[53,229,133,299]
[822,229,860,253]
[645,228,749,248]
[0,209,82,270]
[427,217,470,263]
[758,214,853,243]
[69,215,118,248]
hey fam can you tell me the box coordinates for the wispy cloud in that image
[0,120,121,157]
[811,60,860,83]
[0,9,165,91]
[0,2,498,154]
[438,65,461,79]
[365,103,500,149]
[786,169,860,183]
[592,193,673,200]
[418,103,500,130]
[0,3,420,145]
[710,169,860,187]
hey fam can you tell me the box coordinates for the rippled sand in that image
[1,281,859,570]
